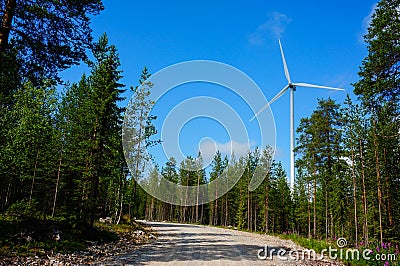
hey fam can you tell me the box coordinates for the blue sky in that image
[61,0,378,178]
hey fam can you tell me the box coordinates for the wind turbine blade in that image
[269,84,290,105]
[250,85,289,121]
[293,82,345,91]
[250,104,269,122]
[279,39,291,83]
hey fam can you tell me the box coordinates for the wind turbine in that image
[251,40,344,189]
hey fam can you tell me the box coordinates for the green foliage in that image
[6,199,39,218]
[0,82,59,214]
[0,48,20,105]
[279,233,331,254]
[295,98,347,239]
[122,67,160,219]
[353,0,400,110]
[57,34,126,227]
[0,0,161,259]
[352,0,400,246]
[0,0,104,83]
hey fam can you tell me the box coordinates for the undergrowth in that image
[0,214,147,257]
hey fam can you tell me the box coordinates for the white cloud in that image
[248,12,292,45]
[359,3,378,43]
[217,140,252,157]
[199,139,254,166]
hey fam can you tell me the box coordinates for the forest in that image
[0,0,399,264]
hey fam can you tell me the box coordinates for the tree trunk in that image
[265,176,269,233]
[0,0,16,51]
[325,185,328,240]
[115,170,125,225]
[183,172,189,223]
[52,147,63,217]
[214,185,218,226]
[150,197,154,221]
[351,148,358,245]
[200,202,204,224]
[191,205,195,223]
[169,203,173,221]
[330,211,334,239]
[29,150,40,205]
[254,207,257,231]
[247,190,250,231]
[313,154,317,238]
[5,180,12,207]
[225,193,229,226]
[131,108,144,219]
[359,139,369,246]
[196,173,200,222]
[88,123,103,227]
[307,179,311,238]
[383,148,394,226]
[116,184,123,225]
[373,120,383,244]
[180,187,184,223]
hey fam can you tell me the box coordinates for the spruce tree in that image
[58,34,125,227]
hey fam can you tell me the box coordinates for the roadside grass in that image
[278,234,399,266]
[207,223,399,266]
[278,233,331,254]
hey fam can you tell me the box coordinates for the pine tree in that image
[353,0,400,110]
[161,157,179,221]
[209,151,226,225]
[0,0,104,84]
[342,95,370,244]
[353,0,400,244]
[296,98,344,238]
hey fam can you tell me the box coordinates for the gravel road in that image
[105,221,339,266]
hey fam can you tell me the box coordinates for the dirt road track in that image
[105,222,339,266]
